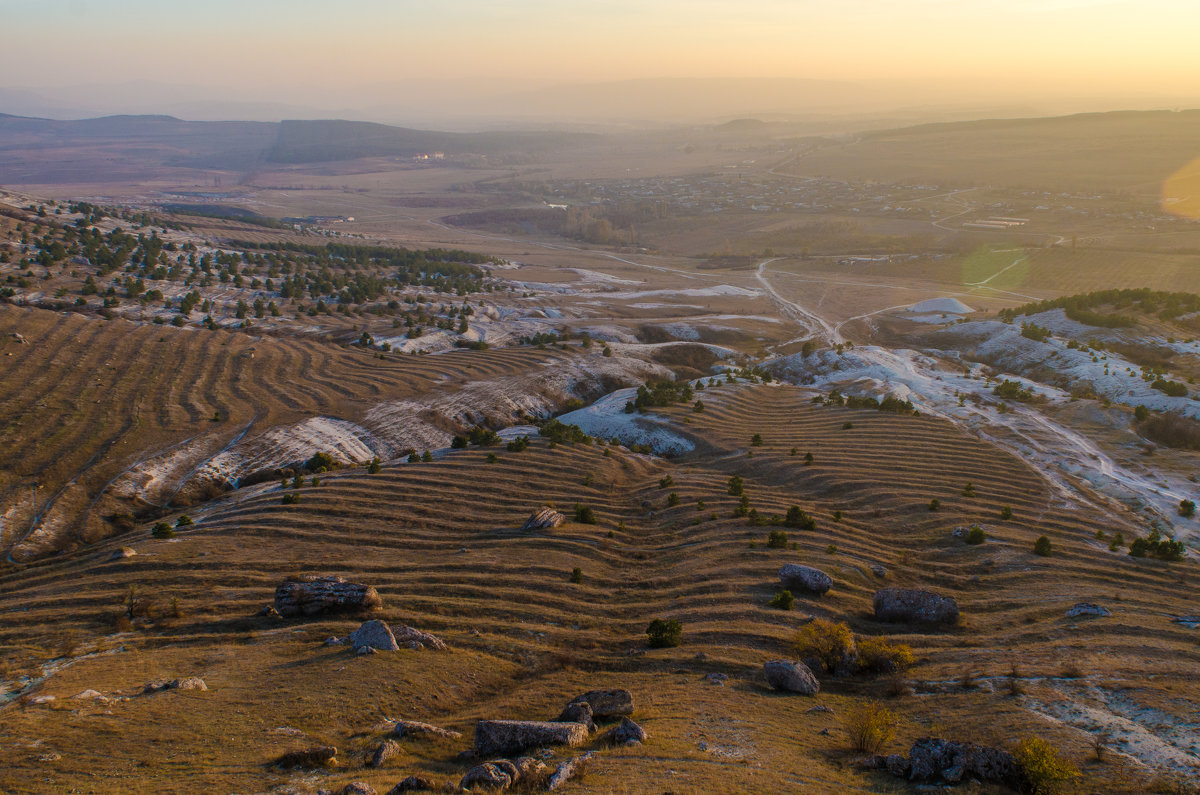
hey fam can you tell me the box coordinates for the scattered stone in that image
[109,547,136,561]
[392,625,447,651]
[340,783,377,795]
[325,636,343,646]
[608,717,647,745]
[883,737,1019,787]
[35,752,61,762]
[273,575,383,618]
[521,507,566,531]
[806,705,834,715]
[268,727,305,736]
[704,672,728,685]
[566,689,634,720]
[546,752,593,791]
[386,776,434,793]
[489,759,520,782]
[275,745,338,768]
[28,694,55,705]
[369,739,403,768]
[778,563,832,595]
[473,720,589,757]
[389,720,462,740]
[870,564,887,578]
[72,689,106,700]
[512,757,545,780]
[402,641,423,651]
[873,588,959,625]
[257,605,282,618]
[142,677,206,694]
[11,332,27,344]
[1066,602,1111,618]
[764,660,820,695]
[555,701,595,732]
[459,762,511,790]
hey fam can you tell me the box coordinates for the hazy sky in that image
[3,0,1198,118]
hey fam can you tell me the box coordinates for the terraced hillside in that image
[0,305,634,561]
[1,385,1195,792]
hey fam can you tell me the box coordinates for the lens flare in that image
[1162,157,1200,219]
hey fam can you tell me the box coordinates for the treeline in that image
[1000,288,1200,327]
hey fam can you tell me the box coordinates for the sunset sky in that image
[3,0,1197,121]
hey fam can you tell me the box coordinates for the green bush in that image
[366,457,382,474]
[693,400,704,412]
[151,522,175,539]
[468,426,500,446]
[962,482,976,497]
[769,589,795,610]
[1128,529,1185,561]
[1013,736,1080,794]
[646,618,682,648]
[175,515,193,527]
[1033,535,1052,556]
[659,475,674,489]
[667,492,680,507]
[574,504,597,524]
[928,498,940,511]
[569,567,583,584]
[751,433,763,447]
[965,525,987,545]
[727,475,744,496]
[1000,505,1014,520]
[506,435,530,452]
[1179,499,1195,518]
[784,506,816,530]
[450,435,468,449]
[282,492,300,505]
[793,618,856,673]
[766,529,788,548]
[803,452,814,465]
[306,451,335,471]
[842,701,897,753]
[856,637,915,673]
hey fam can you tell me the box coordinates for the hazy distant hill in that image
[267,119,598,163]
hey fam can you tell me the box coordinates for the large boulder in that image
[274,575,382,617]
[368,739,403,768]
[460,762,511,791]
[902,737,1020,786]
[473,720,589,757]
[389,719,461,740]
[566,689,634,721]
[873,588,958,625]
[608,717,647,745]
[387,776,434,793]
[522,507,565,531]
[763,660,820,695]
[347,619,399,651]
[554,701,595,732]
[778,563,832,595]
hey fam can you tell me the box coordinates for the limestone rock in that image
[873,588,959,625]
[488,759,519,782]
[143,677,206,694]
[369,739,403,768]
[73,689,106,700]
[340,783,377,795]
[109,547,136,561]
[547,753,593,791]
[870,564,887,578]
[347,619,400,651]
[512,757,545,780]
[704,672,728,685]
[764,660,820,695]
[274,575,382,617]
[554,701,595,732]
[566,689,634,720]
[389,720,462,740]
[608,717,647,745]
[386,776,434,793]
[1066,602,1111,618]
[459,762,511,790]
[521,507,565,531]
[275,745,337,768]
[894,737,1019,786]
[778,563,832,595]
[473,720,588,757]
[393,625,447,651]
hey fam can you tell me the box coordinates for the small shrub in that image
[750,433,763,447]
[833,510,843,522]
[306,451,335,471]
[803,451,814,465]
[1013,736,1080,795]
[282,492,300,505]
[793,618,855,674]
[667,492,680,507]
[450,435,468,449]
[769,589,795,610]
[693,400,704,412]
[826,544,838,554]
[151,522,175,539]
[962,481,976,497]
[842,421,854,430]
[843,701,897,753]
[1179,499,1195,518]
[574,504,597,524]
[506,435,530,452]
[784,505,816,530]
[366,457,382,474]
[421,450,433,462]
[766,529,788,548]
[1000,505,1014,520]
[965,525,987,545]
[727,475,744,496]
[175,515,193,527]
[928,498,940,511]
[1033,535,1052,556]
[646,618,682,648]
[659,475,674,489]
[856,637,915,673]
[486,453,498,463]
[569,567,583,584]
